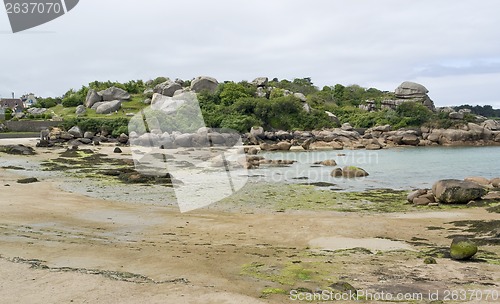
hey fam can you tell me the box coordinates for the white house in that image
[22,93,37,108]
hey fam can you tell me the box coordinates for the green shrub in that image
[220,114,261,133]
[62,94,83,107]
[395,102,432,127]
[36,97,59,108]
[62,117,129,135]
[151,77,168,87]
[219,82,252,106]
[269,88,285,99]
[123,80,145,94]
[298,110,335,130]
[112,125,129,137]
[4,108,12,120]
[268,77,317,95]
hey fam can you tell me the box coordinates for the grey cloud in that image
[0,0,499,107]
[412,60,500,78]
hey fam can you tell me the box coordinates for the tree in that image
[456,104,499,117]
[333,84,345,103]
[364,87,384,99]
[36,97,59,108]
[220,114,261,133]
[269,77,318,96]
[254,96,303,130]
[219,82,252,106]
[124,80,146,94]
[62,93,84,107]
[342,84,365,106]
[396,102,432,127]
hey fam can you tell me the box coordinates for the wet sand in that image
[0,139,499,303]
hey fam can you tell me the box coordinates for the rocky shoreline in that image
[1,136,499,303]
[247,120,500,152]
[18,116,500,156]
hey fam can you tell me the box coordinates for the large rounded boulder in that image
[96,100,122,114]
[190,76,219,93]
[450,237,478,260]
[432,179,488,204]
[99,87,131,101]
[395,81,429,98]
[276,141,292,151]
[174,134,194,147]
[342,166,369,178]
[85,89,102,108]
[250,126,265,139]
[154,80,182,97]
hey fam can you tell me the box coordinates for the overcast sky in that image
[1,0,500,107]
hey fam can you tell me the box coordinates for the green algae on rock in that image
[450,237,478,260]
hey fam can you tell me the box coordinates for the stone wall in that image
[4,121,61,132]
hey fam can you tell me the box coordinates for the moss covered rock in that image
[432,179,488,204]
[424,257,437,264]
[0,144,36,155]
[450,237,478,260]
[328,281,357,297]
[342,166,369,178]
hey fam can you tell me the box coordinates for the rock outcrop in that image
[96,100,122,114]
[250,126,265,139]
[154,80,182,97]
[395,81,428,98]
[426,123,500,145]
[85,89,102,108]
[251,77,268,87]
[331,168,343,177]
[68,126,83,138]
[75,105,86,115]
[0,144,36,155]
[432,179,488,204]
[325,111,340,125]
[27,108,47,115]
[449,112,464,120]
[99,87,131,101]
[341,166,369,178]
[394,81,436,111]
[407,189,436,205]
[259,141,292,151]
[91,102,106,110]
[293,92,307,102]
[491,177,500,188]
[315,159,337,166]
[464,176,491,187]
[242,118,500,151]
[190,76,219,93]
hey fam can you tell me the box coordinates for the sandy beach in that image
[0,138,499,303]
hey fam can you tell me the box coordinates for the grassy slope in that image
[49,95,146,120]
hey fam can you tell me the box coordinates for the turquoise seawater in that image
[256,146,500,191]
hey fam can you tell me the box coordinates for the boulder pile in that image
[243,119,500,151]
[360,81,436,112]
[394,81,436,111]
[407,177,496,206]
[84,86,131,112]
[36,127,111,148]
